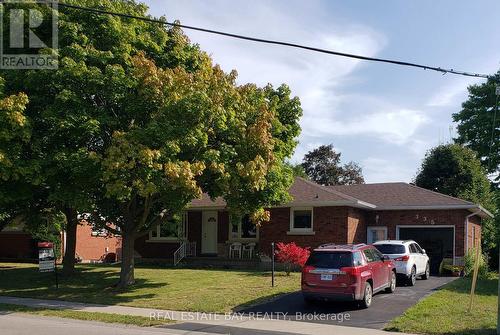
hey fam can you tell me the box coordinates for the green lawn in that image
[0,303,170,327]
[0,263,300,313]
[386,274,498,335]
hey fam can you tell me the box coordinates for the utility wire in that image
[54,2,494,80]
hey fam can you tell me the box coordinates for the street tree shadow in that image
[0,265,162,306]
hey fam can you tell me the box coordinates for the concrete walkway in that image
[0,296,414,335]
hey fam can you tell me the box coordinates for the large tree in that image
[0,0,301,286]
[414,144,496,250]
[301,144,364,185]
[453,71,500,180]
[0,0,210,275]
[89,53,301,287]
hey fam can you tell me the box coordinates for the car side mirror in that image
[421,249,426,254]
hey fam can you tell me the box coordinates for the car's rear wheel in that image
[386,271,396,293]
[421,263,430,280]
[407,266,416,286]
[360,282,373,308]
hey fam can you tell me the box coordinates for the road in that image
[240,276,456,329]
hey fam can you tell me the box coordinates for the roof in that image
[188,177,375,209]
[328,182,473,207]
[188,178,492,218]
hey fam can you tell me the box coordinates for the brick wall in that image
[259,206,351,256]
[0,232,37,260]
[134,234,179,259]
[365,209,471,257]
[76,222,121,262]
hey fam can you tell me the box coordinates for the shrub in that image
[275,242,310,275]
[464,247,489,279]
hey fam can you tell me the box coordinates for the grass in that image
[0,262,300,313]
[386,274,498,335]
[0,303,171,326]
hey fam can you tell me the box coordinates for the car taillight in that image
[302,265,316,273]
[341,267,359,283]
[395,255,410,262]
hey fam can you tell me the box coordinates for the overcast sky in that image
[143,0,500,183]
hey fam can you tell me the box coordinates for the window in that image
[363,249,380,263]
[149,213,187,241]
[306,251,353,268]
[409,243,419,254]
[374,244,405,254]
[91,228,109,237]
[413,243,424,254]
[367,226,387,244]
[352,251,365,266]
[230,215,258,240]
[289,208,313,233]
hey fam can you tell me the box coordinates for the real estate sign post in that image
[38,242,58,288]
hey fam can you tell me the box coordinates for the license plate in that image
[320,274,333,281]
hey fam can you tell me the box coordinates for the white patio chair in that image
[229,242,242,258]
[242,243,256,259]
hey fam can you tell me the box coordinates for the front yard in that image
[0,263,300,313]
[386,274,498,335]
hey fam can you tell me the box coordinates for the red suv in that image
[301,243,396,308]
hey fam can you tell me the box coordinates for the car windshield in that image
[374,244,406,254]
[306,251,353,268]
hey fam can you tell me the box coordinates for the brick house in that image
[137,177,491,273]
[0,177,491,272]
[0,220,121,263]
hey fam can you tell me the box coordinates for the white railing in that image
[173,241,196,266]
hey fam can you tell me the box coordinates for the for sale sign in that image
[38,242,55,273]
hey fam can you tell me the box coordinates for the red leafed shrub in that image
[275,242,310,275]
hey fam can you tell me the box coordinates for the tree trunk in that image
[62,207,78,275]
[117,230,136,288]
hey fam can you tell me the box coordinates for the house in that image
[1,177,491,272]
[134,177,491,273]
[0,220,121,263]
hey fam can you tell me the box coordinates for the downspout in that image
[465,208,482,256]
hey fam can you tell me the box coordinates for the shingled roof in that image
[188,178,492,217]
[329,182,474,207]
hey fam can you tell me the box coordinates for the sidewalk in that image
[0,296,413,335]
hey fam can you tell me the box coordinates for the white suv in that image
[373,240,430,286]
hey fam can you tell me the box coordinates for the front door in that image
[201,211,218,254]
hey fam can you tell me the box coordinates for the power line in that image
[55,2,493,80]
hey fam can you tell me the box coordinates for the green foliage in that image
[414,144,497,251]
[0,0,302,285]
[463,248,489,279]
[286,162,308,179]
[301,144,364,185]
[453,71,500,179]
[24,209,65,258]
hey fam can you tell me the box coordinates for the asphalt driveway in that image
[240,276,456,329]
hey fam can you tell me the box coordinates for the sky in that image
[143,0,500,183]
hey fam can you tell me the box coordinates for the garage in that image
[397,226,454,274]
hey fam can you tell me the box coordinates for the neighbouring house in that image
[0,220,121,263]
[134,177,491,273]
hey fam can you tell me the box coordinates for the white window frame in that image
[228,215,259,241]
[148,212,188,242]
[288,207,314,235]
[367,226,387,244]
